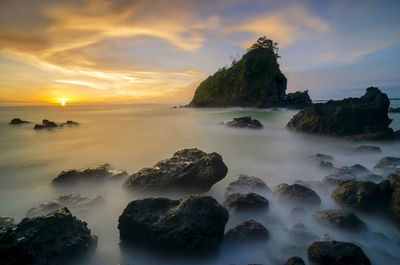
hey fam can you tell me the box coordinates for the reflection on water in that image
[0,104,399,265]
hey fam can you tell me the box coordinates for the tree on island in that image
[248,36,280,59]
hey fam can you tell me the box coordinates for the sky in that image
[0,0,399,105]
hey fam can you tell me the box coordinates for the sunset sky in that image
[0,0,399,105]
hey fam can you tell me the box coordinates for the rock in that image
[223,193,269,212]
[319,161,335,171]
[0,216,15,229]
[314,210,367,231]
[225,174,270,197]
[60,120,79,127]
[118,195,228,255]
[34,119,58,130]
[354,145,382,153]
[274,183,321,206]
[307,241,371,265]
[287,87,395,140]
[9,118,29,125]
[359,173,384,183]
[323,173,355,185]
[331,180,392,211]
[225,116,263,129]
[0,208,97,265]
[52,163,127,186]
[338,164,370,177]
[308,153,334,162]
[389,107,400,113]
[391,178,400,225]
[224,220,269,244]
[284,91,312,109]
[26,193,106,217]
[374,156,400,175]
[284,256,305,265]
[290,207,307,219]
[123,148,227,193]
[288,223,319,243]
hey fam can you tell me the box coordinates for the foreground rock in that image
[223,193,269,212]
[52,163,127,186]
[9,118,30,125]
[0,216,14,229]
[123,148,227,193]
[287,87,395,140]
[224,220,269,244]
[373,156,400,175]
[225,116,263,129]
[225,174,270,197]
[391,177,400,225]
[274,183,321,206]
[314,210,367,231]
[332,180,392,211]
[26,193,106,217]
[118,196,228,255]
[322,173,355,185]
[0,208,97,265]
[284,256,305,265]
[307,241,371,265]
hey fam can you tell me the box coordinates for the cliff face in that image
[189,47,288,108]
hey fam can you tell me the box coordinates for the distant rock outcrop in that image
[287,87,396,140]
[225,116,263,129]
[9,118,30,125]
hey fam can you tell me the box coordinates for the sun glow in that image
[59,98,69,106]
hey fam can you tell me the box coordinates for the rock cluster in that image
[225,174,270,196]
[274,183,321,206]
[9,118,30,125]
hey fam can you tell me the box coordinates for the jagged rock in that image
[307,241,371,265]
[274,183,321,206]
[0,216,14,229]
[224,220,269,244]
[308,153,334,162]
[374,156,400,175]
[0,208,97,265]
[323,173,355,185]
[354,145,382,153]
[123,148,227,193]
[9,118,29,125]
[331,180,392,211]
[34,119,58,130]
[314,210,367,231]
[284,91,312,109]
[287,87,395,140]
[284,256,305,265]
[223,193,269,212]
[338,164,370,177]
[26,193,106,217]
[225,174,270,197]
[225,116,263,129]
[118,196,228,255]
[389,107,400,113]
[52,163,127,186]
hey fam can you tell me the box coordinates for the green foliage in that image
[248,36,280,58]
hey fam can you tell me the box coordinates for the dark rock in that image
[9,118,29,125]
[331,180,392,211]
[391,178,400,225]
[373,156,400,175]
[284,91,312,109]
[354,145,382,153]
[225,174,270,197]
[319,161,335,171]
[52,163,127,186]
[0,208,97,265]
[307,241,371,265]
[34,119,58,130]
[274,183,321,206]
[323,173,355,185]
[360,173,384,183]
[287,87,395,140]
[0,216,14,229]
[118,195,228,255]
[60,120,79,127]
[308,153,334,162]
[225,116,263,129]
[338,164,370,177]
[224,220,269,244]
[284,256,305,265]
[26,193,106,217]
[389,107,400,113]
[223,193,269,212]
[123,148,227,193]
[314,210,367,231]
[294,180,325,191]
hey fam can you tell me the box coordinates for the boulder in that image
[391,178,400,225]
[307,241,371,265]
[389,107,400,113]
[319,161,335,171]
[60,120,79,127]
[0,208,97,265]
[314,210,367,231]
[290,207,307,219]
[331,180,392,211]
[359,173,384,183]
[52,163,127,186]
[34,119,58,130]
[26,193,106,217]
[123,148,227,193]
[225,174,270,197]
[225,116,263,129]
[288,223,319,243]
[284,91,312,109]
[224,220,269,244]
[338,164,370,177]
[322,173,355,185]
[118,196,228,255]
[274,183,321,206]
[9,118,29,125]
[373,156,400,175]
[354,145,382,153]
[0,216,14,229]
[287,87,395,140]
[284,256,305,265]
[223,193,269,212]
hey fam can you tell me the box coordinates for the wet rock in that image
[308,153,334,162]
[360,173,384,183]
[225,174,270,197]
[284,256,305,265]
[287,87,395,140]
[314,210,367,231]
[0,216,14,229]
[274,183,321,206]
[338,164,370,177]
[319,161,335,171]
[225,116,263,129]
[307,241,371,265]
[391,178,400,225]
[374,156,400,175]
[0,208,97,265]
[26,193,106,217]
[52,163,127,186]
[389,107,400,113]
[123,148,227,193]
[223,193,269,212]
[322,173,355,185]
[9,118,29,125]
[331,180,392,211]
[118,195,228,255]
[34,119,58,130]
[224,220,269,244]
[354,145,382,153]
[284,91,312,109]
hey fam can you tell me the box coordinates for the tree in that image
[248,36,280,58]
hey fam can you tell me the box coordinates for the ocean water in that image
[0,104,399,265]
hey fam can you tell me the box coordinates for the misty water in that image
[0,104,399,265]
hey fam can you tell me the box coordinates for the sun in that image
[59,98,69,106]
